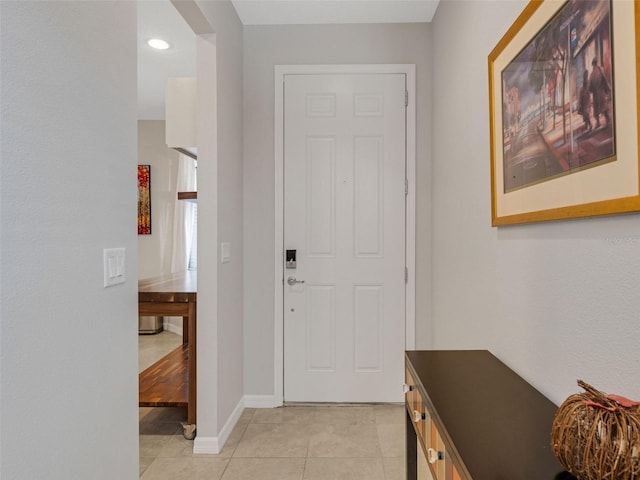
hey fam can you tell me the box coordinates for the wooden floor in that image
[139,344,188,407]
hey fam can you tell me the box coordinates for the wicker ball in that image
[551,380,640,480]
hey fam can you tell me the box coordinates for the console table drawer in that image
[405,367,426,438]
[407,367,454,480]
[405,351,573,480]
[428,420,453,480]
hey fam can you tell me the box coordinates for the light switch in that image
[104,248,126,287]
[221,242,231,264]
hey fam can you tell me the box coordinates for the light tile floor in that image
[138,329,182,372]
[139,404,406,479]
[138,332,406,479]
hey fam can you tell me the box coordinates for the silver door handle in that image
[287,276,305,286]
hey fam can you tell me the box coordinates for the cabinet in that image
[404,351,576,480]
[166,77,196,149]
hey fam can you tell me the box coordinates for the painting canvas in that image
[502,0,615,193]
[138,165,151,235]
[488,0,640,225]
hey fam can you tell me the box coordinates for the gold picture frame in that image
[488,0,640,226]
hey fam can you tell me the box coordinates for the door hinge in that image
[405,267,408,284]
[405,90,408,107]
[405,178,409,196]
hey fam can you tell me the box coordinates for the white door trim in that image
[274,64,416,406]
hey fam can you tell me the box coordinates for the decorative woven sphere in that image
[551,380,640,480]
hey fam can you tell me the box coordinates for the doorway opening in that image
[274,64,417,405]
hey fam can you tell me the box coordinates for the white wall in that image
[137,121,183,335]
[243,23,432,396]
[181,0,244,443]
[0,2,138,478]
[137,121,180,279]
[206,4,245,430]
[430,0,640,404]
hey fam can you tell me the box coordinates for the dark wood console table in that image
[405,350,576,480]
[139,271,196,435]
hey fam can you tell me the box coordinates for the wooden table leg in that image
[406,409,417,480]
[182,317,189,345]
[187,301,197,426]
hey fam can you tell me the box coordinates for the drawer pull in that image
[412,409,425,423]
[427,447,443,464]
[403,383,413,394]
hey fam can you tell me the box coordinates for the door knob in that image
[287,276,305,286]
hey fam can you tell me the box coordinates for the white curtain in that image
[170,154,197,273]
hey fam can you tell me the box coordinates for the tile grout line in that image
[140,403,406,479]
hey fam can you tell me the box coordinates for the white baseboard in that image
[244,395,282,408]
[193,397,245,455]
[192,436,219,455]
[192,395,283,454]
[163,320,183,337]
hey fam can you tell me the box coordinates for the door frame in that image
[274,64,416,405]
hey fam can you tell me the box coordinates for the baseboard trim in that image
[163,320,183,337]
[192,397,245,454]
[192,436,218,455]
[244,395,282,408]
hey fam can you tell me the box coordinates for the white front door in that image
[283,73,406,403]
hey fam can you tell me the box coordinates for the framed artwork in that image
[138,165,151,235]
[488,0,640,226]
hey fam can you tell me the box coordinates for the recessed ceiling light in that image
[147,38,170,50]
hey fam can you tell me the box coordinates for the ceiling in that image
[137,0,439,120]
[231,0,440,25]
[138,1,197,120]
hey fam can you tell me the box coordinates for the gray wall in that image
[137,121,184,335]
[430,0,640,403]
[137,121,180,279]
[243,23,432,396]
[0,2,138,478]
[195,0,245,435]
